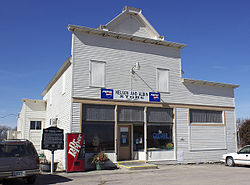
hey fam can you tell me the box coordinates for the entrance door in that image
[118,125,131,160]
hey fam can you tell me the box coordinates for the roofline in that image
[41,56,72,97]
[182,78,240,88]
[68,25,186,49]
[22,99,46,103]
[103,6,163,40]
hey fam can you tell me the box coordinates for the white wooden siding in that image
[176,108,236,163]
[16,101,46,153]
[225,110,237,152]
[29,130,42,152]
[189,126,226,151]
[72,102,81,133]
[108,14,157,39]
[42,64,72,170]
[72,31,235,108]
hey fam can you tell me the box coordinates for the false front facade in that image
[18,6,239,170]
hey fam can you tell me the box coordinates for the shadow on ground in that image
[1,174,72,185]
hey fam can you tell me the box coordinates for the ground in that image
[2,163,250,185]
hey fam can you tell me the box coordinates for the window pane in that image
[30,121,36,130]
[157,69,169,92]
[118,106,144,122]
[148,108,173,123]
[91,61,105,87]
[133,125,144,151]
[190,109,222,123]
[147,124,174,150]
[82,122,114,153]
[36,121,41,130]
[83,104,115,121]
[5,144,26,157]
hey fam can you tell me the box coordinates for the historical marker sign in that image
[42,126,64,151]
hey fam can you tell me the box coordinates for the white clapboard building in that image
[17,6,239,170]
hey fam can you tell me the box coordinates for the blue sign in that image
[101,89,113,99]
[153,133,169,140]
[101,89,161,102]
[149,92,160,102]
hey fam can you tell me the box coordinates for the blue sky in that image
[0,0,249,128]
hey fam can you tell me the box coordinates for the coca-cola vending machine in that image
[66,133,85,172]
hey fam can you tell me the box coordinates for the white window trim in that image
[156,68,170,93]
[89,60,106,88]
[29,120,42,131]
[189,109,225,126]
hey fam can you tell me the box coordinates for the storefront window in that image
[147,124,174,150]
[82,104,115,153]
[133,125,144,151]
[82,122,114,153]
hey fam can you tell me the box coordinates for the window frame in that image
[156,68,170,93]
[89,60,106,88]
[30,121,42,130]
[147,123,174,151]
[189,109,225,126]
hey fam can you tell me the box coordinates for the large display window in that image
[147,124,173,151]
[83,122,114,153]
[82,104,115,153]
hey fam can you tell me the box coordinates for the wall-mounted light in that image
[131,62,140,74]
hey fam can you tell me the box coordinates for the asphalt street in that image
[2,164,250,185]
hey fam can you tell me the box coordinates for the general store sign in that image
[101,89,160,102]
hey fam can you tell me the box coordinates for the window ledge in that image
[88,86,105,89]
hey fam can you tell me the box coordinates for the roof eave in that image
[41,56,72,97]
[68,25,186,49]
[22,99,46,104]
[182,78,240,88]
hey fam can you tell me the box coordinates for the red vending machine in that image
[66,133,85,172]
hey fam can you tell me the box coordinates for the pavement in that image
[2,163,250,185]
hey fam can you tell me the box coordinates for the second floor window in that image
[157,68,169,92]
[30,121,41,130]
[90,60,105,87]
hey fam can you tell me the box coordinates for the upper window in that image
[157,68,169,92]
[90,60,105,87]
[30,121,41,130]
[190,109,223,124]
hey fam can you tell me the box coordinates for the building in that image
[17,6,239,170]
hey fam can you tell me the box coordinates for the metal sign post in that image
[51,150,54,174]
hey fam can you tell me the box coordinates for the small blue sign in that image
[153,133,169,140]
[149,92,160,102]
[101,89,113,99]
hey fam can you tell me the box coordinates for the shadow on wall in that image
[183,83,234,98]
[109,14,142,36]
[75,32,181,59]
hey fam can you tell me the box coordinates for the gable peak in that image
[98,6,164,40]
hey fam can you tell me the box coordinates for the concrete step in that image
[117,160,158,170]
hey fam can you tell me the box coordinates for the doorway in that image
[118,125,131,160]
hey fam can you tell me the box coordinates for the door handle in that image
[246,155,248,157]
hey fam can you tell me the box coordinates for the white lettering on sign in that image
[68,134,82,158]
[114,90,149,101]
